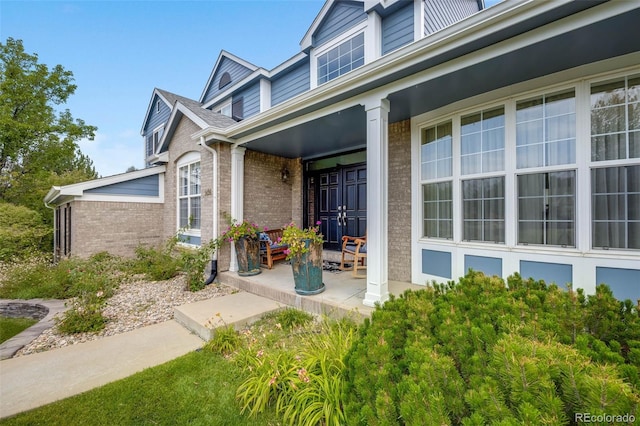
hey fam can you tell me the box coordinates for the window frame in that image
[176,153,202,244]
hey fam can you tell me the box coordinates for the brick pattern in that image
[71,200,164,258]
[388,119,412,282]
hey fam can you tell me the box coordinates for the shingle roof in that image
[156,88,237,129]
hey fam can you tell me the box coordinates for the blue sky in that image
[2,0,500,177]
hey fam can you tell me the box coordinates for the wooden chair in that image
[339,234,367,278]
[259,229,288,269]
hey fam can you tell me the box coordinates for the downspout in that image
[199,136,218,284]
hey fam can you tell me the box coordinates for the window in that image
[463,177,505,243]
[421,121,452,179]
[146,127,164,159]
[156,100,161,113]
[178,161,201,230]
[317,32,364,85]
[423,182,452,239]
[518,171,575,247]
[217,103,232,117]
[219,72,232,90]
[592,165,640,249]
[591,74,640,161]
[461,107,505,174]
[516,90,576,168]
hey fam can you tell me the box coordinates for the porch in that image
[218,252,424,321]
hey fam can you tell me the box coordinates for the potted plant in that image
[281,221,325,295]
[221,219,262,276]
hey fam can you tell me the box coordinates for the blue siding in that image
[422,249,451,278]
[520,260,572,286]
[202,57,253,104]
[272,61,310,106]
[465,255,502,277]
[86,175,159,197]
[314,2,367,46]
[424,0,479,36]
[236,82,261,119]
[382,3,414,55]
[596,267,640,302]
[143,94,171,135]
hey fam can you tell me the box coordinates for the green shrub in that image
[205,325,243,355]
[178,238,218,292]
[0,202,51,261]
[56,297,107,334]
[274,308,314,331]
[343,270,640,425]
[235,317,356,425]
[130,243,180,281]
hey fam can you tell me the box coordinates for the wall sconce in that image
[281,167,290,183]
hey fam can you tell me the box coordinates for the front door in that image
[315,164,367,250]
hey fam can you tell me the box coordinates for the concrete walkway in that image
[0,292,283,419]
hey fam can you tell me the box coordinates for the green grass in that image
[0,317,38,344]
[0,350,281,426]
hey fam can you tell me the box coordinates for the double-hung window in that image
[461,107,506,243]
[591,73,640,249]
[516,90,576,247]
[421,121,452,239]
[178,160,201,231]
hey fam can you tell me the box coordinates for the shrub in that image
[274,308,314,331]
[343,270,640,425]
[131,243,180,281]
[0,202,51,261]
[205,325,243,355]
[235,316,356,425]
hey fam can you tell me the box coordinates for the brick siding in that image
[388,119,412,282]
[71,200,164,258]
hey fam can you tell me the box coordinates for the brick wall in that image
[71,200,164,258]
[388,119,412,282]
[244,151,301,229]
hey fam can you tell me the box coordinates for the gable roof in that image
[156,94,237,154]
[44,166,166,206]
[199,50,260,104]
[139,88,178,135]
[300,0,365,51]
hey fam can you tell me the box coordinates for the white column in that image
[363,98,390,307]
[229,146,246,272]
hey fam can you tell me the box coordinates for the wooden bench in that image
[259,229,289,269]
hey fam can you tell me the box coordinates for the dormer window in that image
[317,32,364,85]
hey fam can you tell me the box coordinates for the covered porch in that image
[218,253,423,320]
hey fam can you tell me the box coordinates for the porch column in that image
[363,98,390,307]
[229,145,246,272]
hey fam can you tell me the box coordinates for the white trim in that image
[176,153,202,242]
[365,10,381,63]
[413,0,423,40]
[259,79,271,112]
[410,65,640,292]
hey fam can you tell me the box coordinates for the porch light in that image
[281,167,290,183]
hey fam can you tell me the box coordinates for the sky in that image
[2,0,500,177]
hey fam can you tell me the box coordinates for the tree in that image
[0,37,97,222]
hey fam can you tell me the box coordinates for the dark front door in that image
[316,164,367,250]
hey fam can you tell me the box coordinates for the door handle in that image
[337,206,342,227]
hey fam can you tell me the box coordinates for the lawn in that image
[0,349,280,426]
[0,317,37,344]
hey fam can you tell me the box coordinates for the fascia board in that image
[202,68,270,110]
[191,127,233,144]
[300,0,336,51]
[140,88,171,135]
[269,52,309,76]
[198,50,260,103]
[44,166,167,205]
[223,0,587,139]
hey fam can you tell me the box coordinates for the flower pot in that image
[234,235,261,276]
[290,239,325,295]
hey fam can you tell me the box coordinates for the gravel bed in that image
[14,275,234,357]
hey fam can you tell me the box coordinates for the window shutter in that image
[232,98,244,121]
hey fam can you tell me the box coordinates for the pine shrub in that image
[344,270,640,425]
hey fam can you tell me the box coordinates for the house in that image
[45,0,640,305]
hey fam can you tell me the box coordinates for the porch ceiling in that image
[240,4,640,160]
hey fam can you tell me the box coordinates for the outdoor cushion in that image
[259,232,272,244]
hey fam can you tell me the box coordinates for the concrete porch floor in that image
[217,253,425,321]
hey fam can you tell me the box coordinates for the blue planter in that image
[234,235,262,276]
[290,240,325,295]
